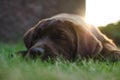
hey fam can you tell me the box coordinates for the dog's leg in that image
[101,42,120,61]
[90,26,120,61]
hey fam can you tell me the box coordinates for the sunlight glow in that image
[86,0,120,27]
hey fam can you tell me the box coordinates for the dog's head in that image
[24,14,102,60]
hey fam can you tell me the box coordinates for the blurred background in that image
[0,0,85,42]
[0,0,120,45]
[85,0,120,45]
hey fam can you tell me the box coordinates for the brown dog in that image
[21,13,120,61]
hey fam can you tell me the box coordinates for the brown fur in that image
[22,13,120,61]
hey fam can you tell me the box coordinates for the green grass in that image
[0,43,120,80]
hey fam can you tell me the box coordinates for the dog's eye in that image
[51,34,67,41]
[58,34,67,40]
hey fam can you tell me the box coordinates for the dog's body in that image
[21,13,120,61]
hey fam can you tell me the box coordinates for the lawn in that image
[0,42,120,80]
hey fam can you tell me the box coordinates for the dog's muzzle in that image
[28,47,45,58]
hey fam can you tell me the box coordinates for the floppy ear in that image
[23,19,51,49]
[64,20,103,58]
[23,27,35,49]
[75,25,103,58]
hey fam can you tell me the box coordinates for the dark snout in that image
[28,47,45,59]
[30,48,45,54]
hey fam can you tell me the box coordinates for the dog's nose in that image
[30,48,45,55]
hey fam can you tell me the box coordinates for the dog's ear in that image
[23,20,47,49]
[75,25,103,58]
[23,27,35,49]
[64,20,103,58]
